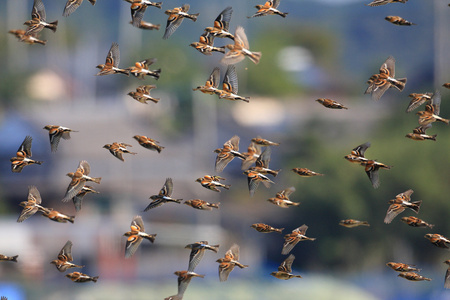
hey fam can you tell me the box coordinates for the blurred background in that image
[1,0,450,299]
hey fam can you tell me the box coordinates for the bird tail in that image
[153,69,161,80]
[67,216,75,224]
[188,13,200,21]
[91,177,102,184]
[427,134,437,141]
[217,47,226,54]
[11,255,19,262]
[437,117,449,125]
[269,169,281,177]
[391,78,407,91]
[209,202,220,209]
[275,228,284,234]
[223,184,231,190]
[277,12,288,18]
[117,68,130,76]
[154,2,163,9]
[410,201,422,214]
[48,21,58,32]
[248,51,262,64]
[145,234,156,243]
[91,276,99,282]
[209,245,220,253]
[35,160,44,165]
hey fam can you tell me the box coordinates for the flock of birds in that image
[2,0,450,299]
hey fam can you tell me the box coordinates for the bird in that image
[24,0,58,35]
[214,135,246,172]
[42,209,75,223]
[163,4,199,39]
[339,219,370,228]
[43,125,78,152]
[50,240,84,272]
[315,98,348,109]
[195,175,231,192]
[71,186,99,212]
[63,0,96,17]
[401,216,434,229]
[144,178,182,211]
[291,167,324,177]
[424,234,450,249]
[171,271,204,299]
[386,262,420,272]
[0,255,18,262]
[193,67,221,95]
[133,135,164,153]
[344,142,371,164]
[416,90,449,126]
[405,124,437,142]
[244,169,274,197]
[249,147,280,177]
[398,272,431,282]
[8,29,46,45]
[10,135,43,173]
[267,187,299,208]
[366,0,408,6]
[443,83,450,89]
[127,58,161,80]
[364,56,406,100]
[128,85,160,104]
[385,16,416,26]
[221,26,262,65]
[406,92,433,113]
[185,241,219,272]
[124,215,156,258]
[130,20,160,30]
[384,189,421,224]
[271,255,302,280]
[184,199,220,210]
[444,260,450,289]
[129,0,162,29]
[360,159,391,189]
[190,32,225,56]
[282,225,315,255]
[251,223,284,233]
[251,137,280,147]
[241,142,262,170]
[216,244,248,282]
[248,0,288,18]
[204,6,234,40]
[216,65,250,102]
[95,42,130,76]
[17,185,50,223]
[63,160,101,202]
[103,142,137,161]
[66,272,99,283]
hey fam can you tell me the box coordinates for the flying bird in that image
[190,32,225,56]
[17,185,50,223]
[127,58,161,80]
[50,240,84,272]
[133,135,164,153]
[144,178,182,211]
[204,6,235,40]
[185,241,219,272]
[386,262,420,272]
[416,90,449,126]
[282,225,315,255]
[385,16,416,26]
[10,135,43,173]
[24,0,58,35]
[384,189,421,224]
[291,168,324,177]
[401,216,434,229]
[221,26,262,65]
[195,175,231,192]
[71,185,99,212]
[366,0,408,6]
[193,67,221,95]
[163,4,199,39]
[398,272,431,282]
[248,0,288,18]
[316,98,348,109]
[216,65,250,102]
[365,56,406,100]
[216,244,248,282]
[63,160,101,202]
[267,187,299,208]
[43,125,77,152]
[42,209,75,223]
[339,219,370,228]
[214,135,245,172]
[66,272,98,283]
[95,42,130,76]
[124,215,156,258]
[103,142,137,161]
[270,255,302,280]
[184,199,219,210]
[251,223,284,233]
[63,0,96,17]
[128,85,160,104]
[405,124,437,141]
